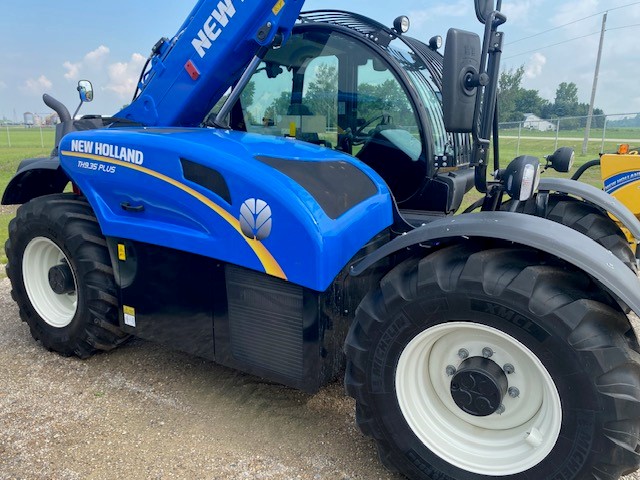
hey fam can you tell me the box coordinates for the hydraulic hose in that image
[571,159,601,181]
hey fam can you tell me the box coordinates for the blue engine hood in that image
[59,128,394,291]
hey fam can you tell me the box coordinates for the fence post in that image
[601,116,608,154]
[517,122,522,156]
[555,119,560,151]
[6,125,10,147]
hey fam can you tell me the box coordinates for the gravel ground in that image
[1,277,639,480]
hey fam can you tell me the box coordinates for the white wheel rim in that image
[396,322,562,476]
[22,237,78,328]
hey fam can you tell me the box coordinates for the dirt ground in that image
[0,276,639,480]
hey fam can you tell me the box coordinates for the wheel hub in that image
[450,356,508,416]
[48,263,75,295]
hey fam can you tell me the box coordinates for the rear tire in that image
[345,243,640,479]
[510,194,637,273]
[6,194,128,358]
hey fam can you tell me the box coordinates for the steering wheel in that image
[353,114,387,145]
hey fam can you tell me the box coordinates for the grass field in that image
[0,128,54,264]
[0,125,635,264]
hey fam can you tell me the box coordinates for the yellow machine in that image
[600,145,640,252]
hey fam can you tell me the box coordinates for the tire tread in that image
[345,243,640,479]
[6,193,129,357]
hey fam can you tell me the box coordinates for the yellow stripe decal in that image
[62,151,287,280]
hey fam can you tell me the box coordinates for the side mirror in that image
[78,80,94,103]
[546,147,575,173]
[475,0,495,24]
[442,29,483,133]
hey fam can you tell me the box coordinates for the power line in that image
[507,1,640,45]
[608,23,640,31]
[504,22,640,59]
[504,31,601,59]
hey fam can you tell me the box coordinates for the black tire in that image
[345,243,640,480]
[6,193,129,358]
[510,194,637,273]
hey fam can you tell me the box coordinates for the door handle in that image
[120,202,145,213]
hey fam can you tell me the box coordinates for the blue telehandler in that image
[5,0,640,478]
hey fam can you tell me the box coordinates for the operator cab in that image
[208,11,474,215]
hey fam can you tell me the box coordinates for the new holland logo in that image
[239,199,272,241]
[191,0,244,58]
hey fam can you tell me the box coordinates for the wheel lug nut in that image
[458,348,469,360]
[508,387,520,398]
[446,365,457,376]
[503,363,515,374]
[495,404,505,415]
[482,347,494,358]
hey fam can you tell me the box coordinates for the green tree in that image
[550,82,605,129]
[357,80,415,127]
[240,81,256,108]
[497,66,550,122]
[555,82,579,105]
[497,66,525,122]
[264,91,292,122]
[304,63,339,127]
[514,89,549,118]
[553,82,579,118]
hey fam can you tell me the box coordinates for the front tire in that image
[6,194,129,358]
[345,244,640,479]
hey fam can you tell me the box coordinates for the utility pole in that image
[582,12,607,155]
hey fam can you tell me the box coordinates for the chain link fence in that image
[0,125,55,149]
[3,114,640,160]
[498,113,640,159]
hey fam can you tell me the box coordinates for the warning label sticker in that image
[123,305,136,327]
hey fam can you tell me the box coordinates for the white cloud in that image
[63,61,81,80]
[84,45,110,64]
[106,53,146,98]
[0,81,6,90]
[62,46,110,83]
[525,53,546,79]
[21,75,53,95]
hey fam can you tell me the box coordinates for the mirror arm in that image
[72,100,84,121]
[472,10,506,193]
[493,99,501,173]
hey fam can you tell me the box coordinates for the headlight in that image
[502,156,541,202]
[546,147,575,173]
[394,16,410,34]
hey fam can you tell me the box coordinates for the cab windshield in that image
[210,28,467,202]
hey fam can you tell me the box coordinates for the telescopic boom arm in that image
[115,0,305,127]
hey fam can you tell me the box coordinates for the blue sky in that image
[2,0,640,121]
